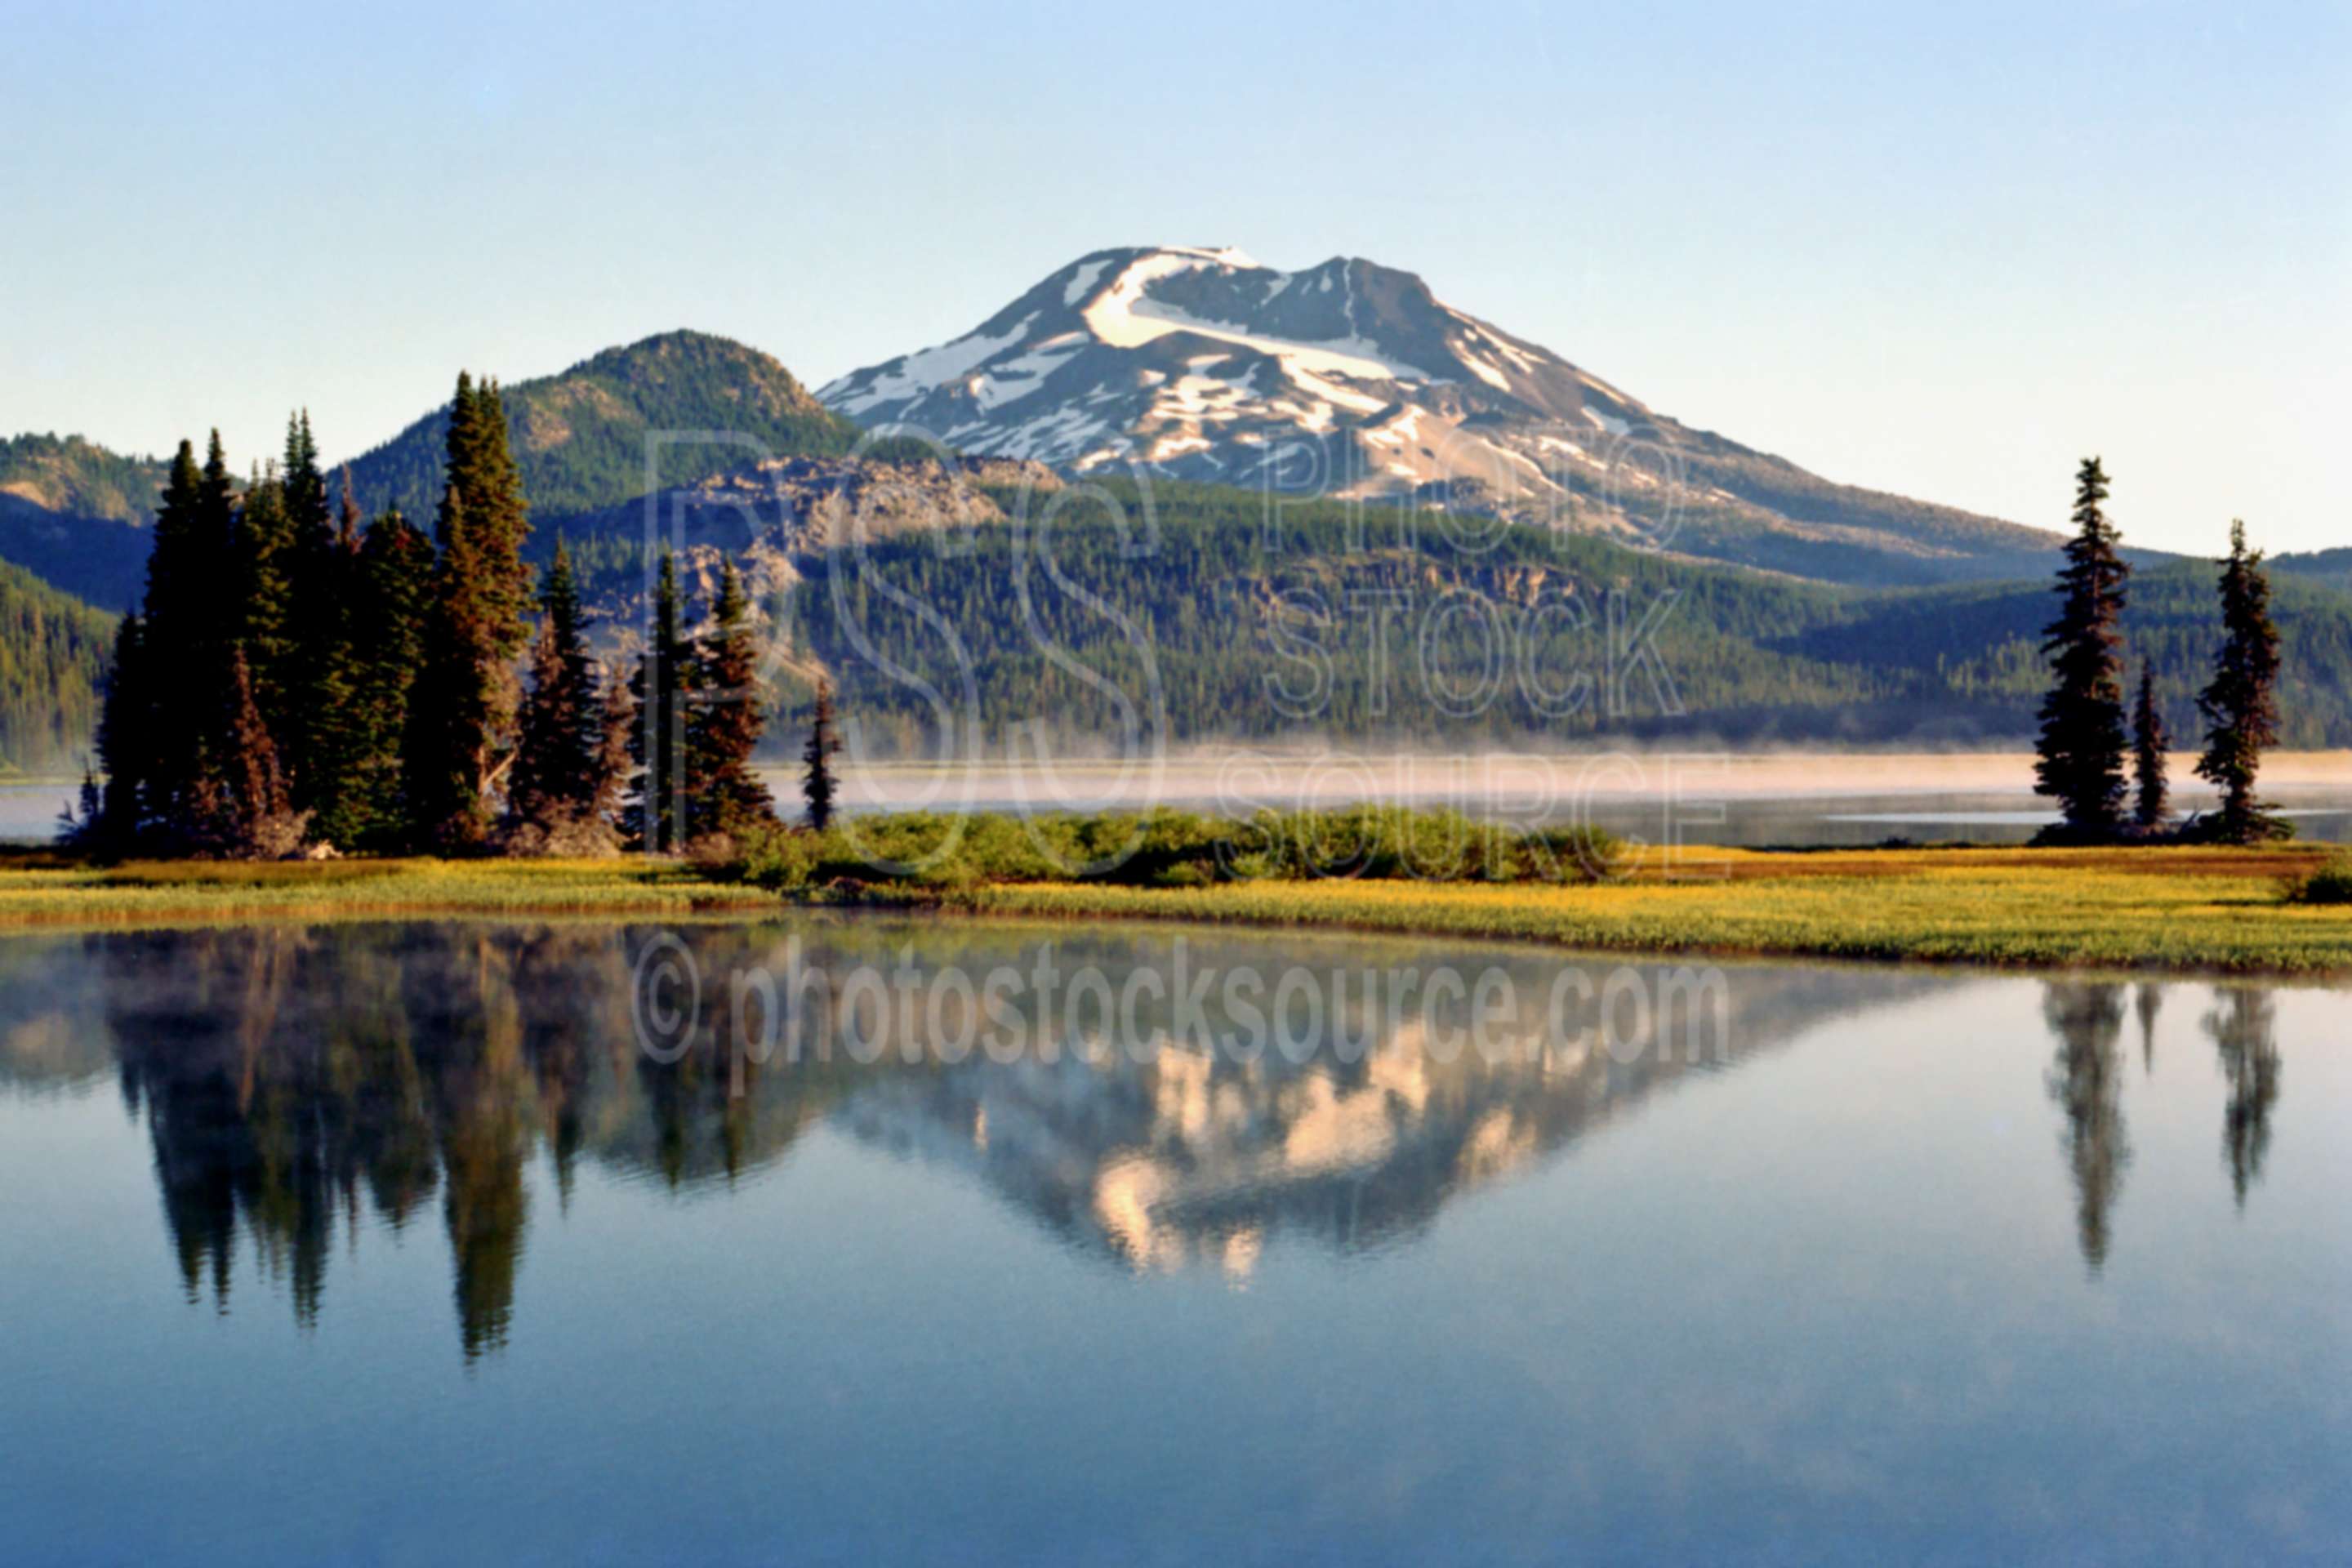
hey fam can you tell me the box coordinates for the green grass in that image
[961,844,2352,977]
[0,854,776,930]
[2,835,2346,977]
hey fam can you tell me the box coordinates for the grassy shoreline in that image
[965,850,2351,977]
[0,855,779,931]
[0,844,2345,976]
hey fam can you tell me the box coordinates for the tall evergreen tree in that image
[2195,519,2285,844]
[626,549,692,853]
[2131,663,2170,831]
[137,434,238,835]
[235,463,297,742]
[803,679,841,831]
[282,411,331,555]
[341,510,433,849]
[444,376,533,654]
[508,539,607,843]
[405,484,497,849]
[687,560,777,837]
[278,413,344,792]
[2034,457,2132,840]
[292,467,368,840]
[94,612,150,850]
[401,373,534,850]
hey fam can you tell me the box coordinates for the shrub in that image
[2287,853,2352,906]
[724,807,1625,893]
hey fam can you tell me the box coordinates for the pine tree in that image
[139,434,238,836]
[293,468,368,843]
[343,510,433,849]
[193,651,301,859]
[401,372,535,850]
[94,611,150,851]
[235,463,296,741]
[444,376,533,655]
[593,666,635,833]
[2131,663,2170,831]
[686,559,777,838]
[803,679,841,831]
[626,549,692,853]
[282,411,331,555]
[2195,519,2285,844]
[2034,457,2132,841]
[507,539,608,845]
[278,413,343,792]
[404,485,497,849]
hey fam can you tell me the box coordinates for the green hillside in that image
[345,330,865,522]
[0,434,165,611]
[774,479,2352,752]
[0,555,115,774]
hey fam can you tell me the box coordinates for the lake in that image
[2,918,2346,1563]
[13,751,2350,849]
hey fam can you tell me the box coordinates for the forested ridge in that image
[0,556,115,773]
[774,480,2352,752]
[13,428,2352,770]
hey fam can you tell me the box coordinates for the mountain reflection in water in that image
[0,920,1945,1356]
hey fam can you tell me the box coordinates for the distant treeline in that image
[0,556,114,773]
[772,479,2352,753]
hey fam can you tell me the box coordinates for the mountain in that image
[818,247,2074,588]
[0,434,163,611]
[345,330,867,523]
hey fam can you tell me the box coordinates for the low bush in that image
[724,808,1624,894]
[2287,853,2352,906]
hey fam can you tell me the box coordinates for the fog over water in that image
[11,751,2351,846]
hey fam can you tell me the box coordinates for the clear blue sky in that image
[4,0,2344,554]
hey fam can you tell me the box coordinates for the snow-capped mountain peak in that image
[816,245,1651,492]
[817,246,2064,582]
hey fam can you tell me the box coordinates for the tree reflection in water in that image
[2042,982,2132,1274]
[2204,987,2281,1209]
[0,924,2301,1354]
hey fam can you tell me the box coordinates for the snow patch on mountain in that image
[813,244,2066,586]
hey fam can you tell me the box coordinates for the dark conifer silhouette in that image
[2194,519,2286,844]
[803,679,841,831]
[94,611,149,850]
[626,549,693,853]
[401,374,534,851]
[2131,662,2170,831]
[2034,457,2132,840]
[687,559,778,839]
[507,540,611,850]
[335,510,432,850]
[235,462,296,742]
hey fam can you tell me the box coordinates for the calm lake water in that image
[2,919,2346,1564]
[11,777,2350,848]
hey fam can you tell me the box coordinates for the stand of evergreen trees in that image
[2034,459,2285,844]
[86,379,777,859]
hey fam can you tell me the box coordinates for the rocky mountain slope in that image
[819,246,2072,587]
